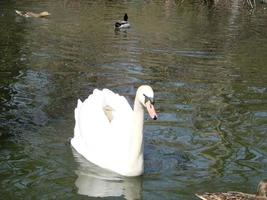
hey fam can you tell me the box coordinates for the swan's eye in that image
[143,94,155,105]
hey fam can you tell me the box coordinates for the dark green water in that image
[0,0,266,199]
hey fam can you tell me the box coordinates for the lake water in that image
[0,0,266,199]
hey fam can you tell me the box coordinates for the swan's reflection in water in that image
[72,150,142,199]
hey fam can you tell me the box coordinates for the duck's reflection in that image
[72,150,142,199]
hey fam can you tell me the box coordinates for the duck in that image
[15,10,50,18]
[71,85,157,177]
[196,179,267,200]
[114,13,130,29]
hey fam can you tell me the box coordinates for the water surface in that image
[0,0,267,199]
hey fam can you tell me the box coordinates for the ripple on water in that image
[1,0,267,199]
[1,70,51,131]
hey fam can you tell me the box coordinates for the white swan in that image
[71,85,157,177]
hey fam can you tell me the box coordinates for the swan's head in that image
[136,85,158,120]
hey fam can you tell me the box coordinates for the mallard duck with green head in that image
[114,13,130,29]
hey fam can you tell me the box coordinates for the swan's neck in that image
[130,97,145,164]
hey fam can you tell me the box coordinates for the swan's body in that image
[196,180,267,200]
[15,10,50,18]
[115,13,130,29]
[71,85,157,177]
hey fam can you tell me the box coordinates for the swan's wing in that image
[102,89,133,128]
[73,89,133,154]
[72,88,135,170]
[73,89,112,156]
[102,89,132,115]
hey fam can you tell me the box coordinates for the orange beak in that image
[146,102,158,120]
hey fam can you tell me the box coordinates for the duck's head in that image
[124,13,128,21]
[256,179,267,197]
[39,11,50,17]
[136,85,157,120]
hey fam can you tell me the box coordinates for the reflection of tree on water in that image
[0,1,30,136]
[63,0,81,10]
[72,149,142,200]
[0,5,52,134]
[201,0,256,9]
